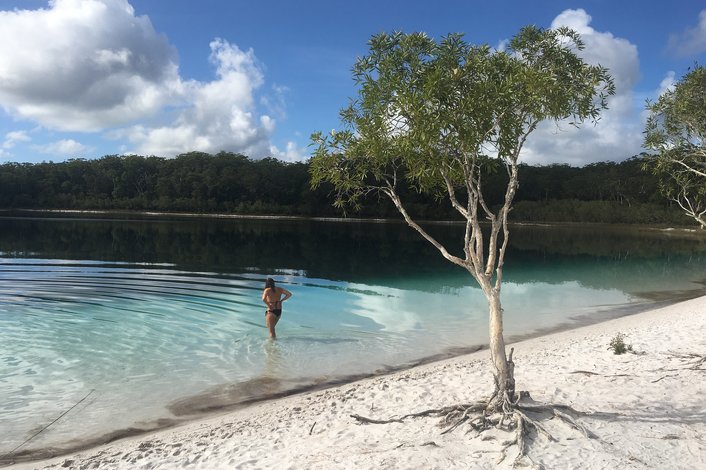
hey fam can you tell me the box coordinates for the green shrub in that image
[608,332,633,355]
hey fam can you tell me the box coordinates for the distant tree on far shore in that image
[644,65,706,229]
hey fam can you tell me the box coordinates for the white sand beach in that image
[8,295,706,470]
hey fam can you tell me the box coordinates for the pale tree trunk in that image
[474,274,516,412]
[482,156,520,409]
[488,290,514,404]
[673,192,706,230]
[386,147,524,410]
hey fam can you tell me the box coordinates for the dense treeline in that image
[0,152,332,215]
[0,151,694,225]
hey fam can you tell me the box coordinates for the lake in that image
[1,215,705,457]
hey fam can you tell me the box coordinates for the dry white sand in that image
[9,296,706,469]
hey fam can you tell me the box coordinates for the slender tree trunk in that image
[487,289,515,409]
[695,211,706,229]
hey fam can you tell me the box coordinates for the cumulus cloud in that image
[639,71,677,123]
[657,71,676,96]
[494,39,509,52]
[668,9,706,56]
[0,0,180,131]
[270,141,306,162]
[33,138,93,156]
[2,130,31,149]
[0,1,284,159]
[519,9,643,165]
[117,39,275,157]
[261,85,289,121]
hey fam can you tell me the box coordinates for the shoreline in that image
[5,295,705,469]
[0,294,695,465]
[1,208,704,233]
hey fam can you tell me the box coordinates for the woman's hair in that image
[265,277,275,289]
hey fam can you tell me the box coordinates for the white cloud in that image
[33,139,93,156]
[520,9,643,165]
[657,71,676,97]
[639,71,678,124]
[261,84,289,121]
[117,39,275,158]
[668,9,706,56]
[0,1,294,160]
[2,130,31,149]
[0,0,180,131]
[270,141,306,162]
[494,39,509,52]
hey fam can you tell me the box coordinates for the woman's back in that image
[263,287,283,308]
[261,278,292,339]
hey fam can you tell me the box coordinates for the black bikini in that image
[266,300,282,318]
[266,308,282,318]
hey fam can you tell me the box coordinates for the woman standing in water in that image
[261,278,292,339]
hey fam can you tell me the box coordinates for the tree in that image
[645,65,706,228]
[310,27,613,461]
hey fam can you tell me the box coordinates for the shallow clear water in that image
[1,217,705,454]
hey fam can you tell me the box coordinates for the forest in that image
[0,151,693,225]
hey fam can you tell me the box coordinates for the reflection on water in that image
[1,216,705,457]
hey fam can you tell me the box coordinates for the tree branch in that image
[383,186,468,269]
[440,167,470,219]
[494,161,520,289]
[669,157,706,178]
[492,123,535,288]
[461,156,486,271]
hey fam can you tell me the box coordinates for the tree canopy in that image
[310,26,615,284]
[644,65,706,228]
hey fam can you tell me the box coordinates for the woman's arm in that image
[279,288,292,302]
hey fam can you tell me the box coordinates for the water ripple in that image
[3,253,697,456]
[0,258,481,455]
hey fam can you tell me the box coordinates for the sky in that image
[0,0,704,166]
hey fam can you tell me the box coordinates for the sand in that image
[7,295,706,469]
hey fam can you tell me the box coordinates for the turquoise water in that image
[1,217,705,456]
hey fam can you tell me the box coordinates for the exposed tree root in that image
[570,370,601,376]
[351,393,598,467]
[651,352,706,373]
[651,374,678,383]
[350,414,404,424]
[350,348,604,466]
[570,370,632,378]
[666,352,706,370]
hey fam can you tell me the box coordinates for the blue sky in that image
[0,0,704,165]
